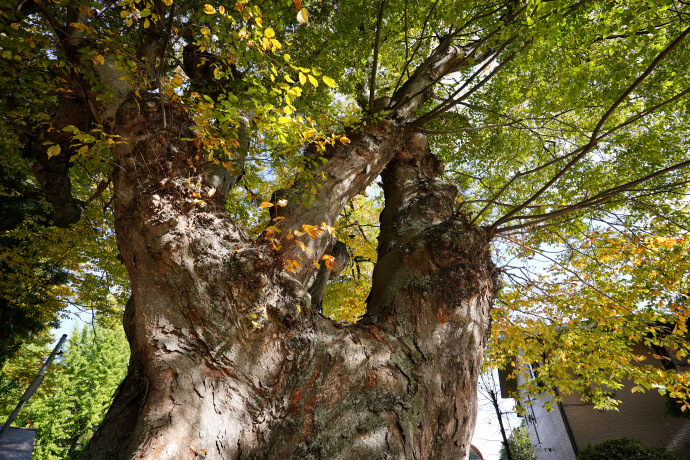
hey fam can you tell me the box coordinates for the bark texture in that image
[76,91,500,459]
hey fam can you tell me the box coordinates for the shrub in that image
[576,437,680,460]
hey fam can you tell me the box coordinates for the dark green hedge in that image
[577,437,679,460]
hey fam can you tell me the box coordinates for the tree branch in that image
[368,0,386,112]
[412,36,524,126]
[413,121,519,134]
[390,0,442,97]
[494,159,690,234]
[489,25,690,233]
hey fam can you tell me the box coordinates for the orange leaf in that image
[322,254,335,270]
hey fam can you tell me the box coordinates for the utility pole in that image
[488,386,515,460]
[0,334,68,442]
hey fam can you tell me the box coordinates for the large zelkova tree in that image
[1,0,690,458]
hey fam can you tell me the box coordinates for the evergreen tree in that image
[499,423,536,460]
[0,325,129,460]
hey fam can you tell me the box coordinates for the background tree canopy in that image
[0,0,689,457]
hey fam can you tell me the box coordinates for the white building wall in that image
[522,394,576,460]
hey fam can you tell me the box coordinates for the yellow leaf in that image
[201,26,210,35]
[322,76,337,88]
[171,75,184,87]
[264,28,275,38]
[258,201,274,208]
[308,74,318,87]
[339,136,351,144]
[302,224,324,238]
[219,5,225,14]
[204,4,216,14]
[92,54,105,66]
[299,72,306,86]
[297,8,308,24]
[47,144,61,158]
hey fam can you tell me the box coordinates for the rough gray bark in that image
[74,92,500,459]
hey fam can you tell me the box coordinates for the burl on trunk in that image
[80,93,500,460]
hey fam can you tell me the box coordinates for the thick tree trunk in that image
[78,90,500,459]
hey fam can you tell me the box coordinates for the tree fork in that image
[82,97,500,458]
